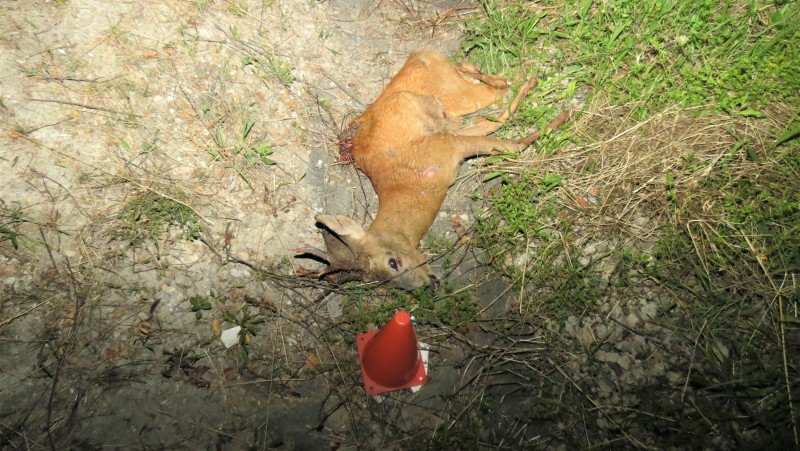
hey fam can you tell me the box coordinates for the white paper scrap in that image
[410,342,429,393]
[220,326,242,348]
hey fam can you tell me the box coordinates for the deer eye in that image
[388,258,399,270]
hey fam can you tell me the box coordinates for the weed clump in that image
[119,191,201,246]
[489,171,562,238]
[0,205,27,250]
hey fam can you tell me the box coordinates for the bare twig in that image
[320,71,366,107]
[28,97,139,117]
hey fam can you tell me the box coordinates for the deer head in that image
[299,215,438,290]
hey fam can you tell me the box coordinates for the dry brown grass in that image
[471,95,793,243]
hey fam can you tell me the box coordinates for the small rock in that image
[595,323,607,338]
[615,335,647,355]
[576,324,595,347]
[583,240,608,258]
[564,316,579,335]
[639,302,658,320]
[595,379,613,398]
[649,362,666,378]
[596,349,632,370]
[229,268,251,279]
[622,313,639,329]
[622,393,640,407]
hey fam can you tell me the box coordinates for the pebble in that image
[230,268,252,279]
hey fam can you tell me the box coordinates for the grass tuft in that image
[118,191,201,246]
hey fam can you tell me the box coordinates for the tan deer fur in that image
[300,50,569,290]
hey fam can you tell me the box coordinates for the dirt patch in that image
[0,0,483,448]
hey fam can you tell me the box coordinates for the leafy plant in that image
[249,143,277,165]
[232,118,279,167]
[189,294,214,319]
[337,283,480,338]
[0,207,26,250]
[0,226,21,249]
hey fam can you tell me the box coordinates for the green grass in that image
[461,0,800,117]
[242,54,296,88]
[644,159,800,445]
[651,138,800,313]
[203,97,282,188]
[482,170,562,240]
[460,0,800,296]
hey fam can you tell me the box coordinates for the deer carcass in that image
[300,50,569,290]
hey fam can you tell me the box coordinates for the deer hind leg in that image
[455,77,540,137]
[388,51,511,117]
[457,61,511,89]
[431,71,510,117]
[414,54,511,117]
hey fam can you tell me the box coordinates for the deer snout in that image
[386,260,440,291]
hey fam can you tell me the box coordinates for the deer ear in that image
[315,215,366,242]
[295,215,370,284]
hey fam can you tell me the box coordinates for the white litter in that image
[410,342,429,393]
[220,326,241,348]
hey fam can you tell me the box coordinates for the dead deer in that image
[299,50,569,290]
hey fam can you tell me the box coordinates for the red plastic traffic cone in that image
[356,311,428,395]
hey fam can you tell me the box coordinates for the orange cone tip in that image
[356,311,428,395]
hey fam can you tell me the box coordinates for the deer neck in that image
[367,184,448,248]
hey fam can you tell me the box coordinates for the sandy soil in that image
[0,0,485,448]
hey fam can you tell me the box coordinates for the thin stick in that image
[28,97,139,117]
[320,72,366,107]
[0,295,56,328]
[39,226,60,275]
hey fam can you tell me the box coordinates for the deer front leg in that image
[515,110,570,148]
[441,110,571,160]
[449,135,533,159]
